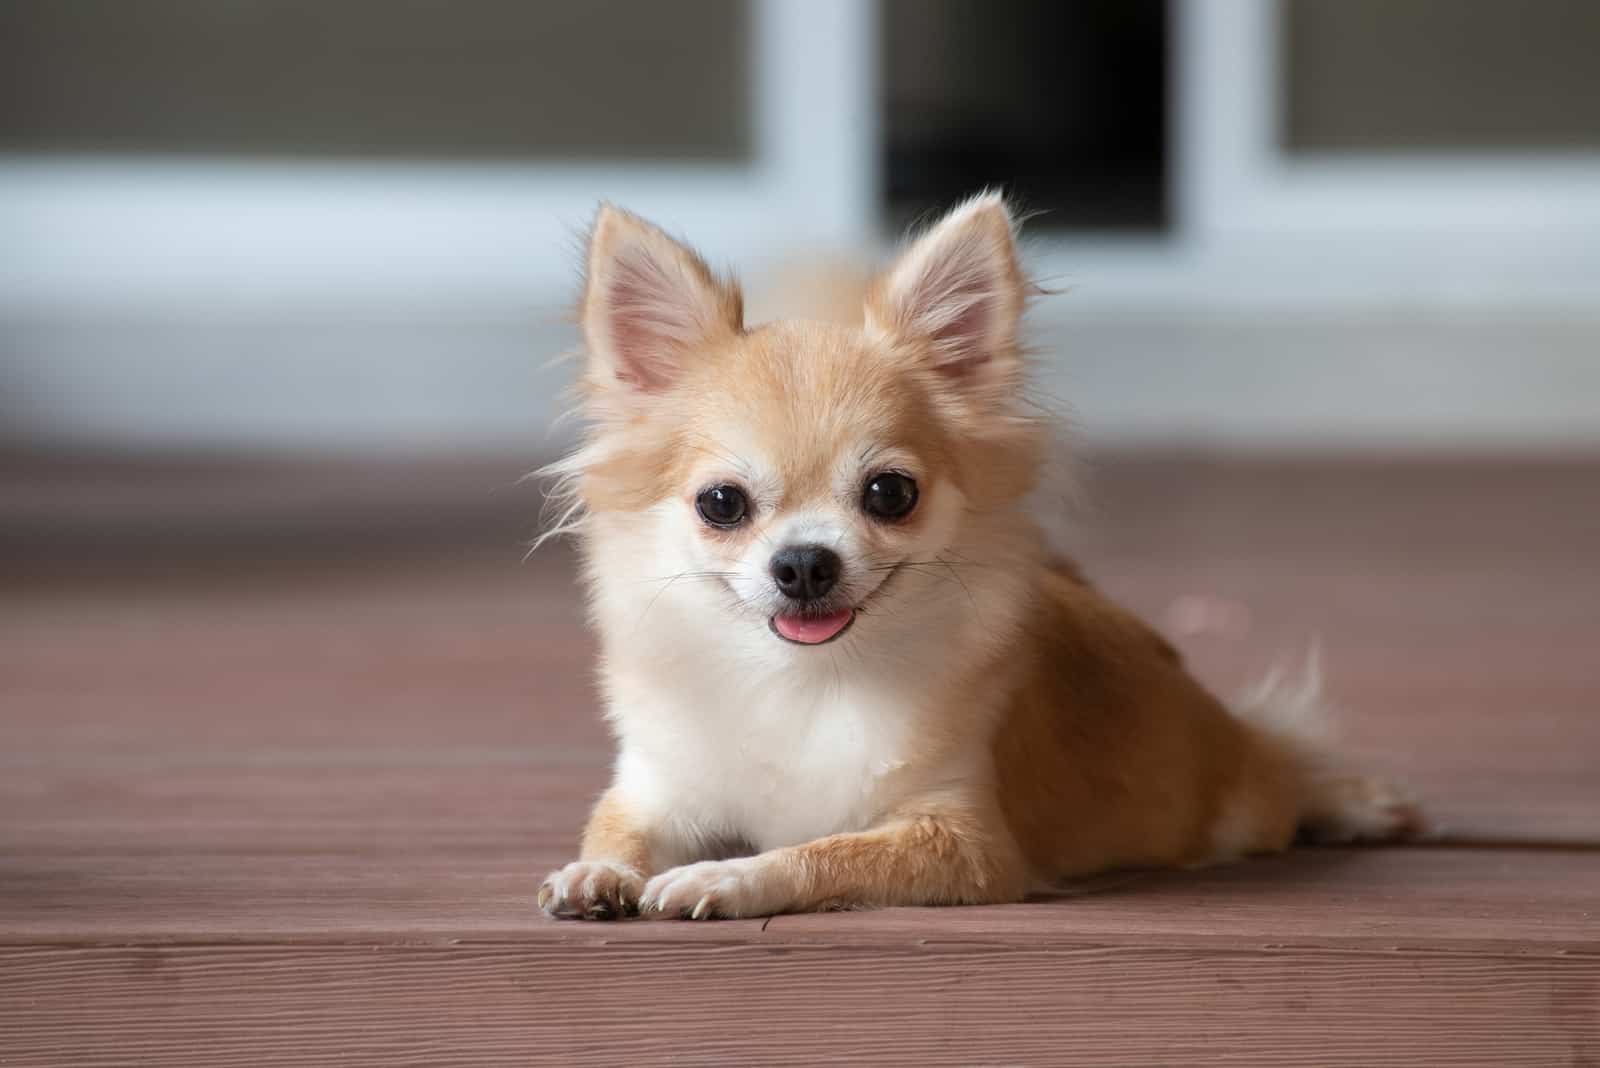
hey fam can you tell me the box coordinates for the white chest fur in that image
[610,668,925,854]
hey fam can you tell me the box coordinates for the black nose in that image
[770,545,841,601]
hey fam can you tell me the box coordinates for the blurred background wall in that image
[3,0,1598,457]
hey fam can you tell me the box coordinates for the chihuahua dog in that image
[537,194,1419,921]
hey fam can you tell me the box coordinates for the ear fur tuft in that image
[865,191,1027,378]
[580,204,743,394]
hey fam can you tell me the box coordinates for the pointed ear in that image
[865,193,1027,381]
[580,205,743,393]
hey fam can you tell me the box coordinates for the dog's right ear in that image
[580,205,743,395]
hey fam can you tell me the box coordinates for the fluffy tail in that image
[1232,648,1424,843]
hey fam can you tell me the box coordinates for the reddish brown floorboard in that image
[2,452,1597,1065]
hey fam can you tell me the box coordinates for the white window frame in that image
[1165,0,1600,305]
[0,0,878,317]
[9,0,1596,317]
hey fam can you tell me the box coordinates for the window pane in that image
[0,0,750,160]
[882,0,1167,231]
[1283,0,1600,152]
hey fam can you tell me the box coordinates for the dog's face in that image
[638,320,968,648]
[568,195,1040,656]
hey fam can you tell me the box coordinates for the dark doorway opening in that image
[882,0,1168,232]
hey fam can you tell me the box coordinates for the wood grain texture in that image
[3,943,1596,1067]
[2,452,1598,1065]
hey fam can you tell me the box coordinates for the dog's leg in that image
[538,787,661,919]
[640,804,1026,919]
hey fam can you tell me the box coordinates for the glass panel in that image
[1283,0,1600,152]
[882,0,1167,231]
[0,0,750,160]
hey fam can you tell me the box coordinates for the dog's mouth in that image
[767,565,900,646]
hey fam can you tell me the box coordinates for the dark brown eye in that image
[862,472,918,521]
[695,484,748,527]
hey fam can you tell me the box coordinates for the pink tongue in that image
[773,608,854,644]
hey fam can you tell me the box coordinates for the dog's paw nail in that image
[539,861,645,919]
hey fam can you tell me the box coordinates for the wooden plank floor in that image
[3,452,1598,1066]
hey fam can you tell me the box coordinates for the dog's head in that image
[563,194,1043,659]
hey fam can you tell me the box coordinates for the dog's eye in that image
[695,484,748,527]
[862,472,918,521]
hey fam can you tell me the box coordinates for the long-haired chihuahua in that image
[537,194,1419,921]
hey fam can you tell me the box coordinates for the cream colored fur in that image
[536,194,1419,922]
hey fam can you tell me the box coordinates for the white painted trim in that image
[756,0,879,247]
[5,0,1595,318]
[0,0,879,317]
[1180,0,1600,240]
[11,310,1597,453]
[1172,0,1271,241]
[4,0,1597,454]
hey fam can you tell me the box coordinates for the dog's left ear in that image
[865,192,1027,390]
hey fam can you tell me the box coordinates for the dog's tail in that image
[1231,647,1424,843]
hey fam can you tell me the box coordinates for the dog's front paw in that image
[641,857,786,920]
[538,860,645,920]
[1302,775,1425,844]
